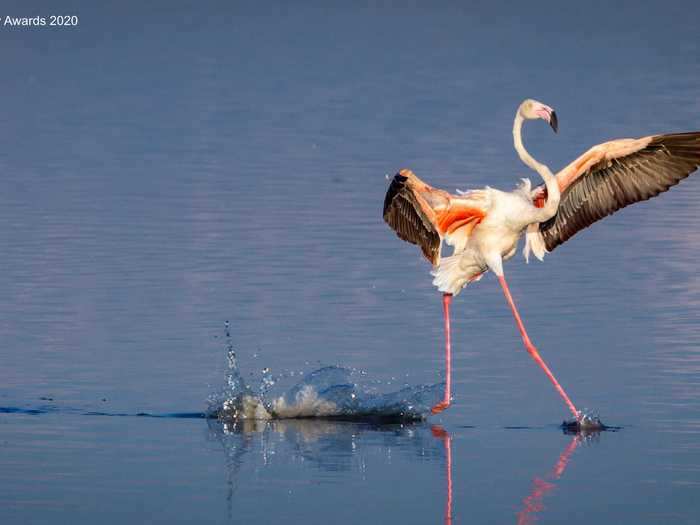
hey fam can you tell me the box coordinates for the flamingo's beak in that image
[549,111,558,133]
[534,104,558,133]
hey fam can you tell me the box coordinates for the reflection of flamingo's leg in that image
[551,435,580,479]
[516,435,580,525]
[431,426,453,525]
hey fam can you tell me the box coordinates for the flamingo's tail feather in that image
[431,255,484,296]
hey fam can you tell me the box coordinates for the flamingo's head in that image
[519,99,558,133]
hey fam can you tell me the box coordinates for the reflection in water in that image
[207,418,453,522]
[516,430,602,525]
[208,416,610,525]
[431,426,453,525]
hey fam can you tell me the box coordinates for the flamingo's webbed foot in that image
[431,400,451,415]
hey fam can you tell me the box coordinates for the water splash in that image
[208,325,443,422]
[561,409,608,433]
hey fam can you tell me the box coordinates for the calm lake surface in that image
[2,2,700,523]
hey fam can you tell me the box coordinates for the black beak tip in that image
[550,111,558,133]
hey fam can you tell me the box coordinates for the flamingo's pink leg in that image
[497,275,579,419]
[432,293,452,415]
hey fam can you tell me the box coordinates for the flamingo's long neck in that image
[513,112,560,222]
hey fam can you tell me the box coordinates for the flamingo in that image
[383,98,700,420]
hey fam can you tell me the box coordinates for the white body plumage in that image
[432,180,548,295]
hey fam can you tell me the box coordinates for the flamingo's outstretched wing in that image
[383,169,490,265]
[532,132,700,253]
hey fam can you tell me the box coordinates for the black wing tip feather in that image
[382,171,441,265]
[382,173,409,219]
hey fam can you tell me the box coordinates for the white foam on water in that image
[269,385,341,418]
